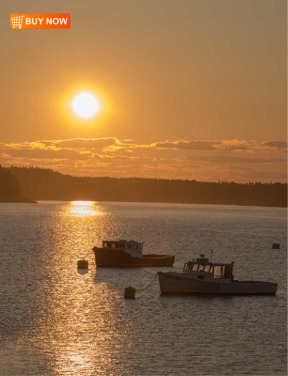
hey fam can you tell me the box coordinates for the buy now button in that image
[10,14,70,29]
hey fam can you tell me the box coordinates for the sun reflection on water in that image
[71,201,94,206]
[70,201,103,217]
[44,275,125,375]
[31,201,129,375]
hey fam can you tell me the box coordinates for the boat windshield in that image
[103,242,126,249]
[214,266,222,278]
[185,261,232,278]
[213,265,232,279]
[191,263,213,273]
[102,240,143,257]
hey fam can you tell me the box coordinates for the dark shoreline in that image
[0,198,36,203]
[6,166,288,208]
[4,199,286,209]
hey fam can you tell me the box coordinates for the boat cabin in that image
[183,254,234,280]
[102,240,144,257]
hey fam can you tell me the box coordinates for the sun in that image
[71,92,101,119]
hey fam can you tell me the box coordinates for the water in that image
[0,201,286,376]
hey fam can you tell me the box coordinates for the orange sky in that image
[1,0,287,182]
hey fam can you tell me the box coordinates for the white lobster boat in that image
[158,254,277,295]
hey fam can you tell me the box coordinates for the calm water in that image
[0,201,286,376]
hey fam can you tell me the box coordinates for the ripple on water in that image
[0,202,286,375]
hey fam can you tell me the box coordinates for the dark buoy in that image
[77,259,89,269]
[124,286,136,299]
[272,243,280,249]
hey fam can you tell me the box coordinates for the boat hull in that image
[158,272,277,295]
[93,247,175,267]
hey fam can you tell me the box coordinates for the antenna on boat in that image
[210,249,213,262]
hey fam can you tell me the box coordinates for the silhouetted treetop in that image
[0,165,35,203]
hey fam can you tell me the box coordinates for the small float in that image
[158,254,277,295]
[92,239,175,267]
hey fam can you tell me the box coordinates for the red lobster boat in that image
[93,239,175,267]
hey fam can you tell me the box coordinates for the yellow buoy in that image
[124,286,136,299]
[77,260,89,269]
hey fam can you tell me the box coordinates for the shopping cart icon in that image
[11,15,25,29]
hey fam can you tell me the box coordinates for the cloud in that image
[57,137,120,149]
[1,137,286,182]
[153,139,288,153]
[188,155,287,164]
[154,140,219,150]
[262,141,288,149]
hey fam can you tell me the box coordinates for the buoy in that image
[77,259,89,269]
[272,243,280,249]
[124,286,136,299]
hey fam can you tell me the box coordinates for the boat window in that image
[204,265,211,273]
[198,265,205,272]
[223,265,231,278]
[192,264,198,271]
[214,266,222,279]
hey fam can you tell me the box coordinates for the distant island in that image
[0,165,35,203]
[4,166,287,208]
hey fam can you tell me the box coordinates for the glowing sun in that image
[71,92,101,119]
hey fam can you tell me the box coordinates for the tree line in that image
[4,166,287,207]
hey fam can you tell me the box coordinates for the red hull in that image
[93,247,175,267]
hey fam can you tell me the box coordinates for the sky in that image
[1,0,287,182]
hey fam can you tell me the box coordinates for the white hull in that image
[158,272,277,295]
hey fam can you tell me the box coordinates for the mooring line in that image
[136,272,159,292]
